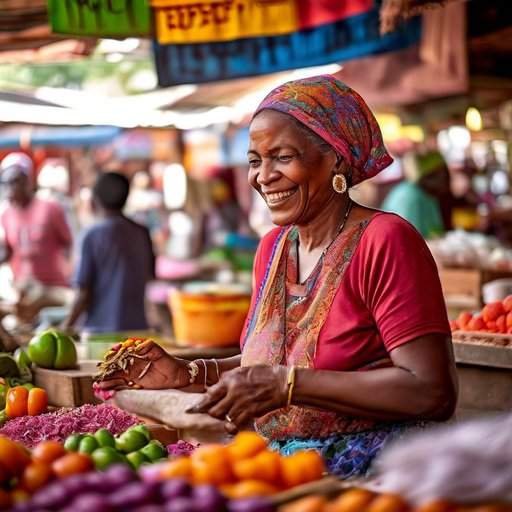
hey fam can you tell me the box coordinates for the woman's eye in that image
[248,159,261,168]
[277,155,293,162]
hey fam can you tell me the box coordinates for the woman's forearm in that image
[181,355,242,392]
[293,365,455,422]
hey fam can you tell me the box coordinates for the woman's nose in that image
[256,160,279,186]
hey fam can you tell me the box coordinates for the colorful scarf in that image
[241,220,383,440]
[254,75,392,186]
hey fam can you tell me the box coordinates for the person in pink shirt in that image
[0,153,73,323]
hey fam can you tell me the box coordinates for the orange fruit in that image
[227,431,268,461]
[506,312,512,329]
[414,499,454,512]
[281,450,325,489]
[503,295,512,313]
[52,452,93,478]
[159,457,192,480]
[222,479,278,499]
[366,493,409,512]
[468,315,485,332]
[482,302,505,323]
[19,462,53,492]
[191,444,233,485]
[27,388,48,416]
[456,312,472,330]
[326,488,375,512]
[0,489,11,509]
[0,436,30,477]
[32,441,66,464]
[496,315,507,333]
[252,449,281,483]
[486,320,498,332]
[449,320,458,332]
[281,495,328,512]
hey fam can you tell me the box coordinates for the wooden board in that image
[270,476,351,505]
[452,330,512,349]
[32,360,99,408]
[454,339,512,369]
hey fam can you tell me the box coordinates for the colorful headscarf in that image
[254,75,392,186]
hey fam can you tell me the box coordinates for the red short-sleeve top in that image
[241,212,451,371]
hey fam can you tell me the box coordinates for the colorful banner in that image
[152,0,374,44]
[48,0,151,37]
[154,6,422,86]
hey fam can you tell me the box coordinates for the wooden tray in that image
[33,360,99,407]
[452,330,512,348]
[270,476,352,505]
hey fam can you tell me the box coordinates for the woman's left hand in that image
[187,365,288,434]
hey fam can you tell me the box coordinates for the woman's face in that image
[248,109,337,226]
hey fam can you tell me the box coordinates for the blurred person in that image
[382,149,451,238]
[0,153,73,322]
[62,172,155,333]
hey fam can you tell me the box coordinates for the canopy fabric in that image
[0,126,121,149]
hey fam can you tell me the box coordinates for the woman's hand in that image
[96,340,191,391]
[187,365,288,434]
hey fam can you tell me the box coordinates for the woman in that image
[99,75,457,477]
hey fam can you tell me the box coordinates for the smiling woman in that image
[96,75,457,478]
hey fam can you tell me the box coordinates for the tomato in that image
[32,441,66,465]
[0,436,30,477]
[52,453,93,478]
[27,388,48,416]
[5,386,28,419]
[19,462,53,492]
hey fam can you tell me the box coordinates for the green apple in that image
[115,430,148,453]
[94,428,115,448]
[27,331,57,369]
[140,440,167,461]
[79,435,99,454]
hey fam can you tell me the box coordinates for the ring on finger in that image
[225,414,234,423]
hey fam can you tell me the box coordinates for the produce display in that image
[0,404,138,447]
[159,432,325,499]
[4,386,47,419]
[278,489,512,512]
[27,330,77,370]
[450,295,512,334]
[0,435,93,509]
[12,465,277,512]
[64,424,167,470]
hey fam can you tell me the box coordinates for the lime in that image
[64,434,83,452]
[126,451,149,470]
[128,424,151,441]
[140,440,167,461]
[94,428,115,448]
[79,435,99,454]
[115,430,148,453]
[92,447,127,471]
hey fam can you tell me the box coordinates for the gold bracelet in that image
[198,359,208,391]
[287,366,296,407]
[212,359,220,383]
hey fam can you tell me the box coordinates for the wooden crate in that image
[33,361,99,408]
[439,268,482,310]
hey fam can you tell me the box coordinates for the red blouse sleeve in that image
[239,227,281,346]
[356,213,450,352]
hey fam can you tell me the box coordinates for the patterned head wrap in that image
[254,75,392,186]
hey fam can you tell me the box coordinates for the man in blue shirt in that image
[62,173,155,333]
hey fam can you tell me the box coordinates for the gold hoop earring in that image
[332,173,347,194]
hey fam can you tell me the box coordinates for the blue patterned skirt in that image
[269,422,426,478]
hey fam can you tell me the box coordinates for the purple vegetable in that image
[81,472,114,493]
[164,497,198,512]
[31,482,69,509]
[104,463,137,487]
[132,506,165,512]
[228,498,276,512]
[159,478,191,500]
[192,485,226,512]
[69,493,113,512]
[108,481,159,508]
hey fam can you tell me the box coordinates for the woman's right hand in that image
[96,340,191,391]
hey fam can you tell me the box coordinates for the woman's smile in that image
[264,187,298,206]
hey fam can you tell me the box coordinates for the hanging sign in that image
[151,0,374,44]
[154,6,421,86]
[48,0,151,37]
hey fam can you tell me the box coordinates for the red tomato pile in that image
[450,295,512,334]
